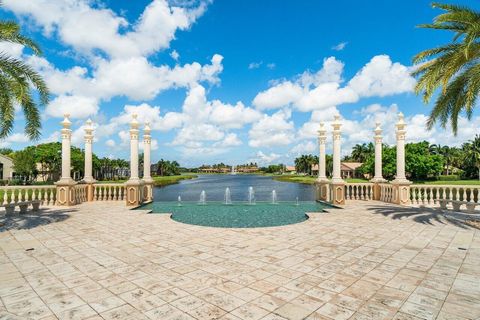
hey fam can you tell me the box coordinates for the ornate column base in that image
[330,180,346,206]
[82,177,96,202]
[314,178,330,202]
[370,177,387,201]
[142,178,154,203]
[125,179,145,206]
[391,179,412,205]
[55,179,77,206]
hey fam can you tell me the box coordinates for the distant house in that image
[311,162,364,179]
[236,165,259,173]
[284,165,296,174]
[0,154,14,180]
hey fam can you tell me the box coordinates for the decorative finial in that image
[374,122,382,134]
[130,113,139,129]
[318,122,326,135]
[61,114,71,129]
[144,122,151,133]
[332,114,342,130]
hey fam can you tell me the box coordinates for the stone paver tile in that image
[170,295,206,312]
[231,287,263,302]
[187,302,226,320]
[89,296,125,313]
[251,294,287,312]
[5,297,53,319]
[101,303,147,320]
[119,288,166,312]
[145,304,193,320]
[356,301,397,319]
[273,302,312,320]
[314,302,355,320]
[261,314,289,320]
[195,288,246,312]
[56,304,98,320]
[329,294,363,311]
[399,301,439,320]
[230,302,270,320]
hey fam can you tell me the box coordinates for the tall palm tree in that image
[464,135,480,180]
[412,3,480,134]
[0,18,49,139]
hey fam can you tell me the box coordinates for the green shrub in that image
[438,175,460,181]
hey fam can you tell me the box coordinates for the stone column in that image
[125,114,144,206]
[83,119,96,201]
[370,122,386,200]
[330,115,345,205]
[55,114,77,206]
[315,122,330,201]
[392,112,411,205]
[142,122,154,202]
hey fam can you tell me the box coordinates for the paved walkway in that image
[0,202,478,320]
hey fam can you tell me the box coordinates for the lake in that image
[152,174,316,202]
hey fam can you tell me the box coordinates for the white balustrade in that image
[409,185,480,207]
[0,185,57,206]
[345,183,374,200]
[73,184,88,204]
[379,183,394,203]
[93,184,126,201]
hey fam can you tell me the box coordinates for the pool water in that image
[138,201,331,228]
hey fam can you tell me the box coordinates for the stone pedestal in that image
[330,181,346,205]
[315,178,330,202]
[391,180,412,205]
[143,179,154,203]
[370,177,387,201]
[125,179,145,206]
[55,180,77,206]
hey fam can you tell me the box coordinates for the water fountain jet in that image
[225,187,232,205]
[248,186,255,205]
[272,190,277,204]
[199,190,206,205]
[178,195,182,206]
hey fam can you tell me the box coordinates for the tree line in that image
[0,143,182,184]
[293,135,480,181]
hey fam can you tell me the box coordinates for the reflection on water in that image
[153,174,315,202]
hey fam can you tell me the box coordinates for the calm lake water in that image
[153,174,316,202]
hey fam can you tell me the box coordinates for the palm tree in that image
[0,19,49,139]
[412,3,480,134]
[351,143,372,162]
[464,135,480,180]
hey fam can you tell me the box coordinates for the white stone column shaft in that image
[317,123,327,180]
[374,122,384,181]
[60,114,72,182]
[143,122,153,183]
[395,113,407,182]
[331,115,343,183]
[129,114,140,181]
[83,119,95,183]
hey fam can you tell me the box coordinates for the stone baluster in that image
[55,114,77,206]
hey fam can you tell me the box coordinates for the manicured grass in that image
[413,180,480,185]
[272,175,371,185]
[152,175,197,186]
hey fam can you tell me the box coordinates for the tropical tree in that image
[351,143,374,162]
[464,135,480,180]
[0,18,49,139]
[412,2,480,134]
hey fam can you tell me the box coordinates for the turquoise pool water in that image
[138,201,330,228]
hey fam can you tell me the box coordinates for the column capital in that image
[84,119,94,143]
[331,115,342,131]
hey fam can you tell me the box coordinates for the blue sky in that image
[1,0,479,167]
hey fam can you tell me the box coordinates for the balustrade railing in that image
[0,185,57,206]
[379,183,394,203]
[409,185,480,207]
[345,183,374,200]
[93,183,126,201]
[73,184,88,204]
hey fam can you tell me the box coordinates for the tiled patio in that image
[0,202,479,320]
